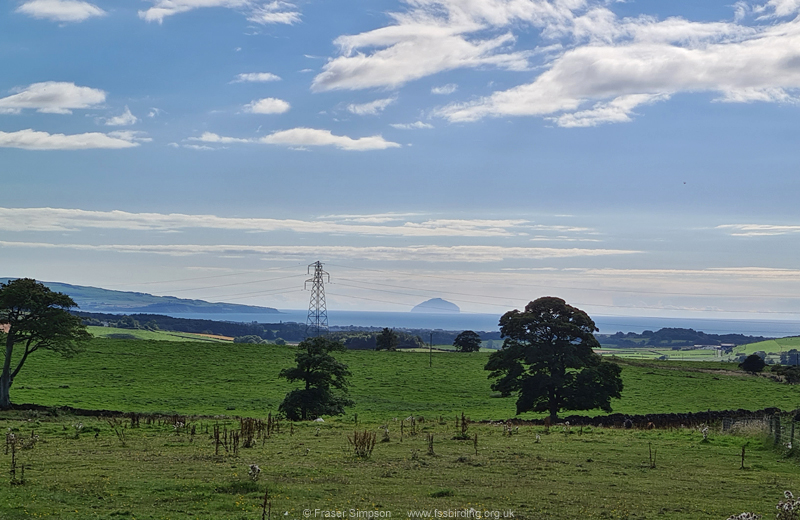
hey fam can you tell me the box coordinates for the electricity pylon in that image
[305,261,330,337]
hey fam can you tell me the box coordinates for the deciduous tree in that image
[375,327,398,351]
[453,330,482,352]
[485,297,623,422]
[1,278,90,409]
[278,336,353,420]
[739,353,766,374]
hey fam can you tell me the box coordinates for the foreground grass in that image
[1,413,798,520]
[9,339,800,420]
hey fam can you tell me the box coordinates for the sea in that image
[164,310,800,338]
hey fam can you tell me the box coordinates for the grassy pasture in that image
[737,337,800,356]
[8,339,800,420]
[1,412,799,520]
[5,338,800,519]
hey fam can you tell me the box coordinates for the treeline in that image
[74,311,307,341]
[328,331,424,350]
[330,326,502,345]
[597,327,770,348]
[73,311,501,346]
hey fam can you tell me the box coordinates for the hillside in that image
[0,278,279,314]
[597,327,769,347]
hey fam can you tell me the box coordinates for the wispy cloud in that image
[717,224,800,236]
[104,106,139,126]
[139,0,300,24]
[390,121,433,130]
[0,240,639,262]
[0,82,105,115]
[0,208,537,237]
[431,83,458,95]
[0,129,140,150]
[16,0,105,22]
[247,1,300,24]
[346,97,396,116]
[244,98,291,114]
[231,72,281,83]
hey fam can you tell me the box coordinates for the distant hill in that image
[597,327,770,347]
[0,278,279,314]
[411,298,460,314]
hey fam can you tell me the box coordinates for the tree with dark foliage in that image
[485,297,623,422]
[739,353,766,374]
[1,278,91,409]
[278,336,353,420]
[453,330,482,352]
[375,327,398,351]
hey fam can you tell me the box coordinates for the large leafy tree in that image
[375,327,398,351]
[453,330,482,352]
[278,336,354,420]
[485,297,623,422]
[1,278,91,409]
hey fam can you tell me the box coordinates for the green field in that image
[4,338,800,519]
[8,338,800,419]
[737,337,800,356]
[1,410,799,520]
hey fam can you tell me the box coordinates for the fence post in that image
[774,415,782,446]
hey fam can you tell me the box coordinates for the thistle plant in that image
[776,491,800,520]
[725,490,800,520]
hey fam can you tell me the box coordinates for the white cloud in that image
[247,1,300,24]
[0,207,538,237]
[0,129,140,150]
[346,97,396,116]
[139,0,300,24]
[107,130,152,143]
[189,132,252,144]
[436,14,800,125]
[717,224,800,236]
[148,107,163,118]
[104,106,139,126]
[0,240,638,262]
[260,128,400,151]
[16,0,105,22]
[431,83,458,95]
[754,0,800,18]
[313,30,529,92]
[231,72,282,83]
[551,93,670,128]
[244,97,291,114]
[0,82,106,114]
[390,121,434,129]
[311,0,592,92]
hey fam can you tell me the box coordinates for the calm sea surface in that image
[164,310,800,337]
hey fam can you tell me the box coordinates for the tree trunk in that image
[1,333,13,409]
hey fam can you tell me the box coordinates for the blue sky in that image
[2,0,800,320]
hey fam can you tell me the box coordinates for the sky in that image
[2,0,800,321]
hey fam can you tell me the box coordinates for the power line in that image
[327,262,800,300]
